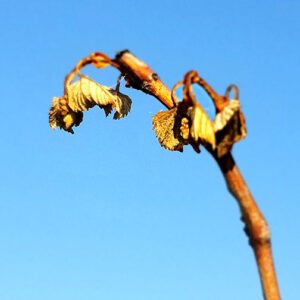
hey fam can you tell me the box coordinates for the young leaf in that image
[213,99,247,157]
[152,108,188,152]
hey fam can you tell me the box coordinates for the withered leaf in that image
[213,99,240,131]
[49,96,83,134]
[49,97,62,130]
[187,105,216,149]
[67,76,132,119]
[108,88,132,120]
[152,108,188,152]
[49,76,132,133]
[213,99,247,157]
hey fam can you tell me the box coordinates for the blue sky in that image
[1,0,299,299]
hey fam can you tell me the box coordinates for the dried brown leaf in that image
[49,96,83,134]
[213,99,247,157]
[107,88,132,119]
[67,77,131,119]
[152,108,188,152]
[188,105,216,149]
[49,97,62,129]
[49,76,132,133]
[213,99,240,131]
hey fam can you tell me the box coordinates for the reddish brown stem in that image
[113,50,178,108]
[113,50,281,299]
[217,153,280,300]
[64,52,114,93]
[193,72,228,112]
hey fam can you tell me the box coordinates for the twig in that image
[112,50,281,300]
[113,50,178,108]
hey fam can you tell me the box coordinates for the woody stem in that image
[216,153,280,300]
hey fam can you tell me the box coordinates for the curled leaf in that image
[108,88,132,119]
[49,76,132,133]
[213,99,240,131]
[67,77,132,118]
[152,101,218,153]
[152,107,189,152]
[188,104,216,149]
[49,96,83,134]
[49,97,63,129]
[213,99,247,157]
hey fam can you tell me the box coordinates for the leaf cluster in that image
[49,53,246,157]
[152,82,246,157]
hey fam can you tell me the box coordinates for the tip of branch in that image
[115,49,130,59]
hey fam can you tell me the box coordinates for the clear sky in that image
[1,0,299,299]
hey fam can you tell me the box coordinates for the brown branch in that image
[186,70,228,112]
[113,50,281,300]
[113,50,178,109]
[217,153,280,300]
